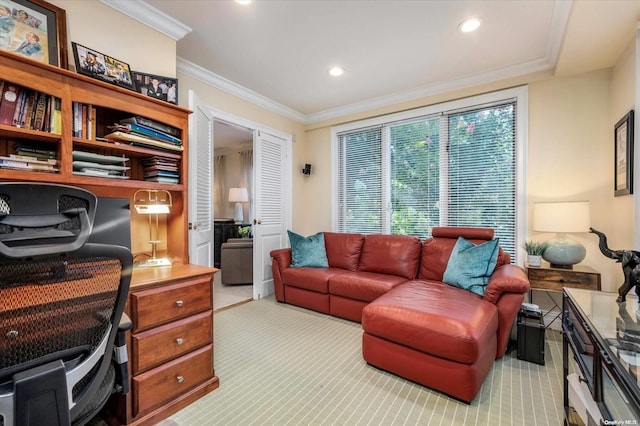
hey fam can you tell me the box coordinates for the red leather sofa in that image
[270,227,530,402]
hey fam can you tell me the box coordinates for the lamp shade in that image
[228,187,249,203]
[533,201,590,233]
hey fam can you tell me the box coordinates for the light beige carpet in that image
[169,296,563,425]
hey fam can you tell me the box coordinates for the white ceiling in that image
[107,0,640,124]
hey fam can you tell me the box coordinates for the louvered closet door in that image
[188,90,214,267]
[253,131,288,299]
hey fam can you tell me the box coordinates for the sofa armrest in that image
[270,248,292,269]
[483,264,530,304]
[270,248,292,302]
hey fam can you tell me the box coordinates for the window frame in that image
[330,86,528,264]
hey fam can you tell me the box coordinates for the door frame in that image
[207,107,293,298]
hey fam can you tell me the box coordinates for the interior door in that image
[187,90,214,266]
[252,130,290,299]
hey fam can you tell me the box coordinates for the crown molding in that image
[100,0,191,40]
[177,58,307,123]
[171,1,570,125]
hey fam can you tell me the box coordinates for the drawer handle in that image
[176,338,184,345]
[177,375,184,383]
[176,300,184,307]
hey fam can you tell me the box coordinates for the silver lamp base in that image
[542,233,586,269]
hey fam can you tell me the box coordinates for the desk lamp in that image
[134,189,172,267]
[533,201,590,269]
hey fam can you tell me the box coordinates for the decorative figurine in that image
[590,227,640,303]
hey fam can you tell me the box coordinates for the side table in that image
[526,264,601,328]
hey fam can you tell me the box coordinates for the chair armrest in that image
[114,313,131,394]
[483,264,530,304]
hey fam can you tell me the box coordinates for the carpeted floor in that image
[168,296,563,425]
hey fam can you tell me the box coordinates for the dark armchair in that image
[221,238,253,285]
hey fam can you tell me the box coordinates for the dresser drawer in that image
[132,310,213,374]
[133,344,213,417]
[528,267,600,291]
[131,276,212,332]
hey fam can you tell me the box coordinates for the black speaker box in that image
[517,309,545,365]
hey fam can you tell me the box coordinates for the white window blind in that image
[336,95,519,260]
[445,102,517,257]
[337,126,383,234]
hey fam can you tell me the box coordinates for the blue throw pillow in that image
[288,230,329,268]
[442,237,500,296]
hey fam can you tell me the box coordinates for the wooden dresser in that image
[106,264,219,426]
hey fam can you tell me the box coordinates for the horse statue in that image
[590,227,640,303]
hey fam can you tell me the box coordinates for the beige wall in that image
[50,0,176,76]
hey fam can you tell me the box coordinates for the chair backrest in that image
[0,183,132,426]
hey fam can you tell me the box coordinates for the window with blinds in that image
[335,90,521,260]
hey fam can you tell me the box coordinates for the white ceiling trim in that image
[177,58,306,123]
[100,0,191,41]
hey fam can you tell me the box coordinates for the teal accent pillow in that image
[442,237,500,296]
[288,230,329,268]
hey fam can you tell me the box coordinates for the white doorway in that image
[204,106,292,303]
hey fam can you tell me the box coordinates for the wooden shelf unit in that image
[0,50,190,263]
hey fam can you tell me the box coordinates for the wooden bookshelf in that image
[0,50,190,263]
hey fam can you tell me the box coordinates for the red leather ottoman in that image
[361,280,499,403]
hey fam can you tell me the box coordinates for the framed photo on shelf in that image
[614,109,634,197]
[131,71,178,104]
[71,42,135,90]
[0,0,68,68]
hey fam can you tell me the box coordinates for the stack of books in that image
[0,144,58,172]
[103,116,183,153]
[0,81,62,134]
[141,156,180,184]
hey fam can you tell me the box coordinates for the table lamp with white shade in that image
[228,187,249,223]
[533,201,590,269]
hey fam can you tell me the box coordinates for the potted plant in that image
[522,240,549,267]
[238,226,252,239]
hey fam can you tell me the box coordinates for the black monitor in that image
[89,197,131,250]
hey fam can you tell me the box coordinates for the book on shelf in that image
[23,90,36,129]
[14,144,57,160]
[144,176,179,184]
[120,116,180,138]
[110,122,181,145]
[0,157,58,172]
[105,131,184,152]
[0,83,19,126]
[50,98,62,134]
[11,88,26,127]
[8,154,58,165]
[32,91,48,131]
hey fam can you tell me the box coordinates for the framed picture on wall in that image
[614,109,634,197]
[131,71,178,104]
[0,0,68,68]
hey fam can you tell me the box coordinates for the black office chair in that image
[0,183,133,426]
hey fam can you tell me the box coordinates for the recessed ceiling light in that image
[236,0,252,4]
[459,18,480,33]
[329,66,344,77]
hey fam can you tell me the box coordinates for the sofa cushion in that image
[288,230,329,267]
[359,234,421,280]
[419,227,509,281]
[328,271,409,302]
[362,280,499,364]
[282,267,349,293]
[442,237,499,296]
[324,232,364,271]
